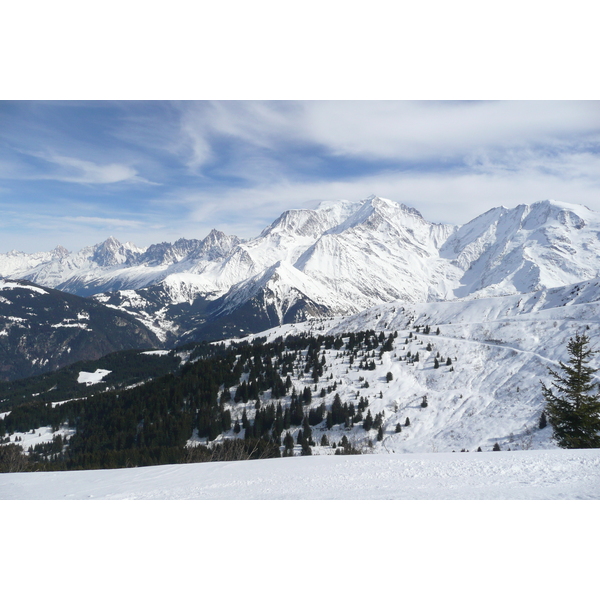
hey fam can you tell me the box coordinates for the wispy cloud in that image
[27,152,159,185]
[63,215,146,228]
[170,100,600,171]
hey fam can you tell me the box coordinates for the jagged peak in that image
[51,245,70,259]
[205,228,225,239]
[202,228,240,245]
[94,236,122,251]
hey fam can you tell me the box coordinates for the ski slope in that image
[2,448,598,499]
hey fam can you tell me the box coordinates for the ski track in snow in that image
[1,449,598,500]
[429,333,558,366]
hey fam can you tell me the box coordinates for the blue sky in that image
[1,100,600,253]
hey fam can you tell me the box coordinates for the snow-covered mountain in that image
[0,231,242,298]
[3,195,600,343]
[441,199,600,298]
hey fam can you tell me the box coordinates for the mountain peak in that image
[520,198,592,231]
[92,237,134,267]
[51,245,70,259]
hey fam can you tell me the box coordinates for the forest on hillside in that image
[1,330,409,471]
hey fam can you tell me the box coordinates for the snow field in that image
[2,448,598,499]
[4,423,75,451]
[77,368,112,385]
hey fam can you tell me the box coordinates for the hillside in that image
[0,279,162,380]
[3,273,600,472]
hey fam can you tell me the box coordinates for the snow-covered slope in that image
[293,196,459,308]
[215,277,600,456]
[441,199,600,298]
[2,449,598,499]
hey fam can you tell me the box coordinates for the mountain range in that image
[3,195,600,350]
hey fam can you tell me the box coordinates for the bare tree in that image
[0,444,29,473]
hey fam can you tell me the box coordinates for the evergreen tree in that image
[541,333,600,448]
[386,372,393,383]
[404,417,410,426]
[302,386,312,405]
[433,358,439,369]
[493,442,501,451]
[300,442,312,456]
[539,411,547,430]
[395,423,402,433]
[283,431,294,451]
[377,426,384,441]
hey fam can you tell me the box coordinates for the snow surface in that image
[77,369,112,385]
[0,279,48,294]
[5,424,75,450]
[1,449,598,499]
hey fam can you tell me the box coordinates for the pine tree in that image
[283,431,295,451]
[541,333,600,448]
[395,423,402,433]
[538,411,547,430]
[493,442,501,451]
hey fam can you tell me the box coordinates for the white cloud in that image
[297,101,600,161]
[13,151,158,185]
[172,100,600,169]
[64,216,146,228]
